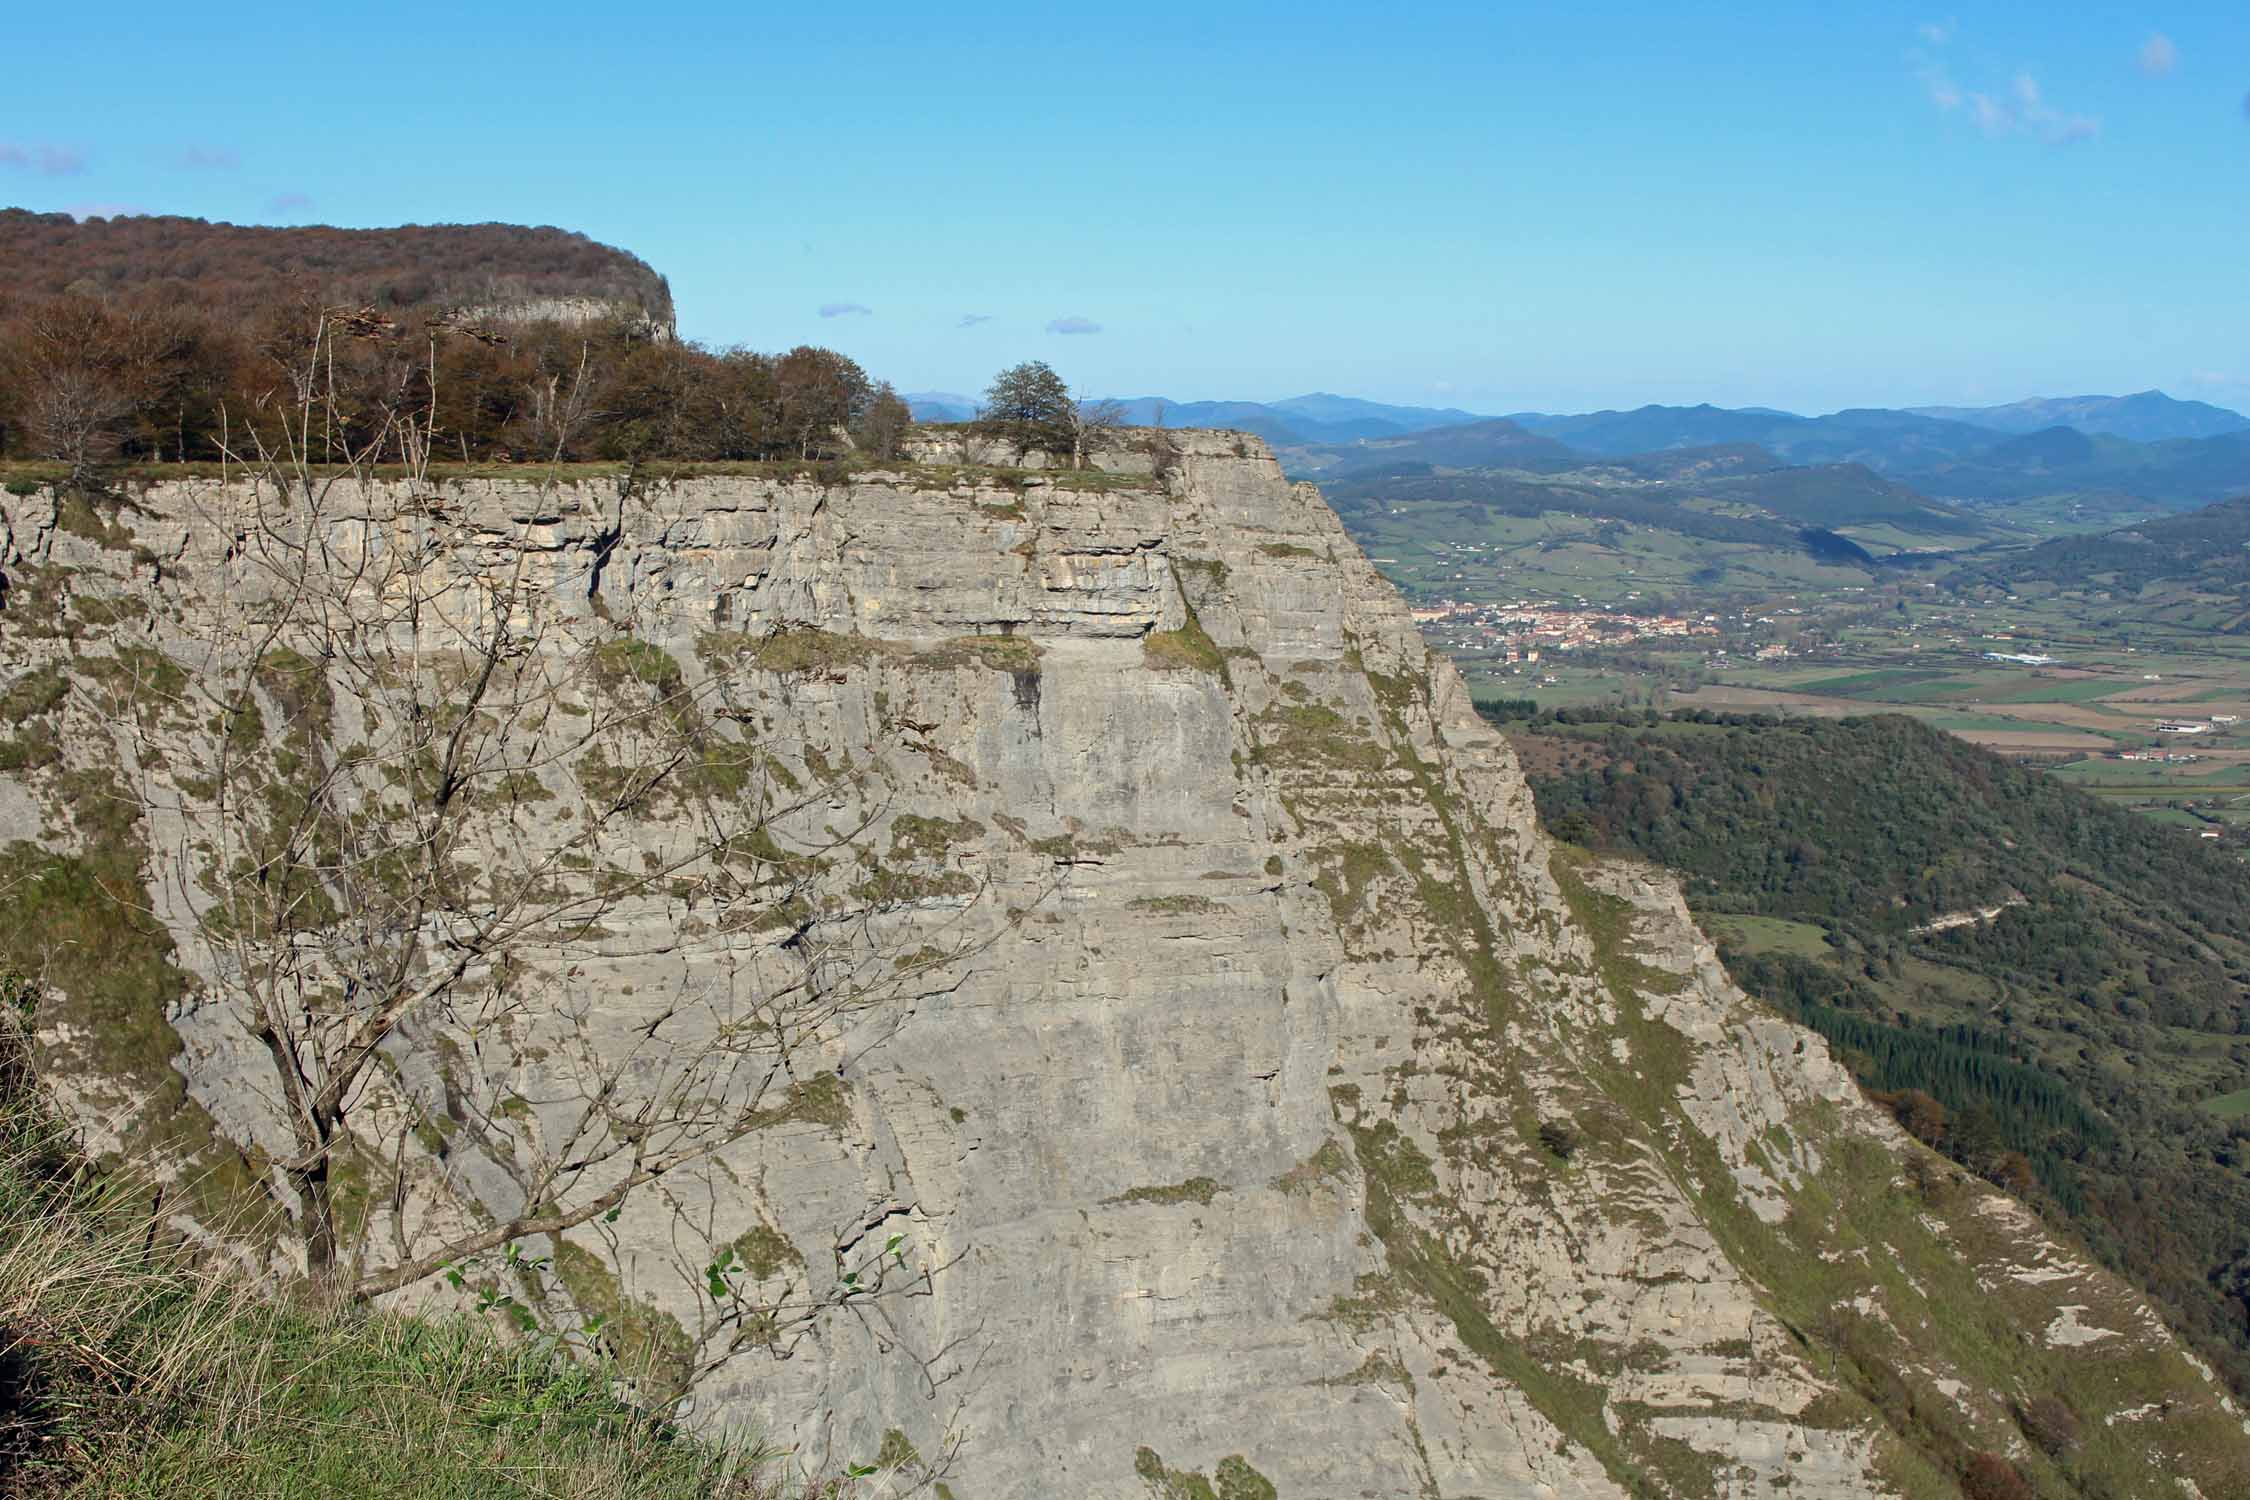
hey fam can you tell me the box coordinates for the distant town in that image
[1407,600,1718,663]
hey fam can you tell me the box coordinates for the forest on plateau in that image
[1508,709,2250,1396]
[0,210,674,320]
[0,212,911,471]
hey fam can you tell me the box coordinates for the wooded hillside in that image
[0,210,673,324]
[0,214,911,470]
[1512,709,2250,1394]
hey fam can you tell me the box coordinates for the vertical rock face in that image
[3,436,2245,1498]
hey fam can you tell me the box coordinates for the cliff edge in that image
[0,435,2242,1497]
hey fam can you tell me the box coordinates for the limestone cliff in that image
[0,437,2243,1499]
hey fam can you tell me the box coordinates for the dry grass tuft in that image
[0,1019,822,1499]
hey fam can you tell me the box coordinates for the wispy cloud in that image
[818,302,872,319]
[1919,60,1963,111]
[2008,72,2100,142]
[1917,17,1956,47]
[2139,34,2178,77]
[2189,370,2245,388]
[1046,316,1101,335]
[64,201,143,221]
[0,142,87,176]
[1916,33,2098,146]
[266,191,314,214]
[1967,90,2012,135]
[173,145,239,170]
[956,313,994,328]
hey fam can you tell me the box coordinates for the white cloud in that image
[1925,63,2096,144]
[2139,34,2177,77]
[1912,26,2096,144]
[64,201,142,220]
[1046,316,1102,336]
[956,313,994,328]
[818,302,872,319]
[2012,72,2100,143]
[0,142,86,175]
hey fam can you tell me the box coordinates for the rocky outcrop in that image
[2,436,2244,1498]
[448,293,674,338]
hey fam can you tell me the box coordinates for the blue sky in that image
[6,2,2248,414]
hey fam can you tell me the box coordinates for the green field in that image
[1700,914,1833,959]
[2207,1087,2250,1119]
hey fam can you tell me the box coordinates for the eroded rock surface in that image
[3,434,2244,1498]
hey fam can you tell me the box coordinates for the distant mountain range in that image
[1905,391,2250,443]
[904,390,1488,446]
[906,387,2250,514]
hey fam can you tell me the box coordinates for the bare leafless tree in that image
[526,339,599,458]
[1062,391,1127,471]
[83,311,1019,1410]
[3,297,149,476]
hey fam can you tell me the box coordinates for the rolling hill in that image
[1501,403,2007,471]
[1315,416,1998,551]
[1959,492,2250,616]
[1900,428,2250,508]
[1314,416,1587,475]
[1318,444,2002,606]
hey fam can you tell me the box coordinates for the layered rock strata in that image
[1,434,2243,1498]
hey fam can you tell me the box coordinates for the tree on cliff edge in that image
[977,359,1072,459]
[977,360,1123,469]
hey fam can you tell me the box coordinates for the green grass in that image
[1701,913,1833,959]
[0,1028,804,1498]
[2205,1087,2250,1120]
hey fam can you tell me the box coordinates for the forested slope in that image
[0,209,673,323]
[1511,709,2250,1394]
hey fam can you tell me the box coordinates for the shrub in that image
[1961,1452,2035,1500]
[1537,1119,1582,1161]
[2013,1393,2081,1456]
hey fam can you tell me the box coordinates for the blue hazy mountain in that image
[1905,391,2250,443]
[1500,404,2001,469]
[1107,393,1490,445]
[904,392,980,423]
[905,388,2250,511]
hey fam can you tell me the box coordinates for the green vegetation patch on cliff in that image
[1104,1177,1221,1208]
[1145,564,1227,676]
[911,634,1044,673]
[1143,620,1224,674]
[551,1239,695,1396]
[1249,704,1388,773]
[699,626,885,676]
[1132,1446,1277,1500]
